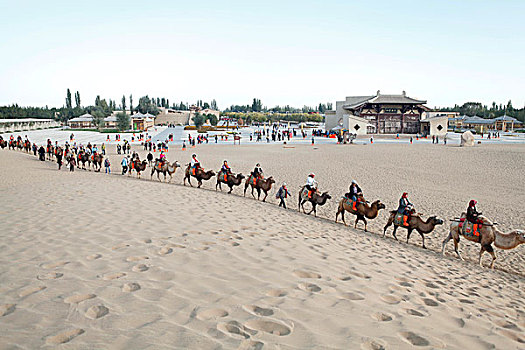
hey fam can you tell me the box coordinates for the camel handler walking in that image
[276,182,291,208]
[121,156,128,175]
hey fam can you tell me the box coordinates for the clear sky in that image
[0,0,523,109]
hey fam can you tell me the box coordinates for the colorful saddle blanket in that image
[394,212,409,227]
[302,187,311,199]
[250,176,258,185]
[459,218,481,237]
[344,198,361,211]
[221,173,228,182]
[190,166,196,176]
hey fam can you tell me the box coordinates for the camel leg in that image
[244,184,248,197]
[257,188,261,201]
[406,228,412,244]
[486,245,496,269]
[478,246,485,267]
[306,203,315,216]
[383,221,392,237]
[442,232,452,255]
[228,185,233,194]
[354,217,359,229]
[341,210,346,226]
[150,168,155,179]
[453,238,463,260]
[163,172,167,182]
[392,226,399,241]
[215,180,219,191]
[262,191,268,202]
[417,231,426,249]
[251,186,256,199]
[197,179,202,188]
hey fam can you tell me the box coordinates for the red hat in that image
[309,173,315,177]
[469,199,477,206]
[402,192,408,197]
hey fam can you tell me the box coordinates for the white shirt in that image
[306,176,317,188]
[190,158,199,166]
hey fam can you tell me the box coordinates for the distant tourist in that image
[432,135,435,144]
[104,158,111,174]
[147,152,153,166]
[121,156,128,175]
[410,137,413,144]
[68,155,76,171]
[436,136,439,144]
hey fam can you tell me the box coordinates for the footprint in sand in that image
[197,308,229,320]
[37,272,63,280]
[142,238,152,244]
[339,292,365,301]
[371,312,393,322]
[86,254,102,260]
[122,282,141,292]
[42,261,70,269]
[112,243,130,250]
[0,304,16,316]
[422,298,439,307]
[380,294,401,305]
[64,294,96,304]
[405,308,426,317]
[243,305,274,317]
[132,264,149,272]
[298,282,321,293]
[18,285,46,298]
[361,338,388,350]
[424,282,439,289]
[398,331,430,346]
[46,329,84,345]
[266,289,287,297]
[293,270,321,279]
[348,271,371,279]
[492,318,518,330]
[244,319,292,336]
[238,339,264,350]
[339,276,352,281]
[126,256,149,262]
[102,272,126,280]
[85,305,109,319]
[217,321,253,339]
[158,247,173,255]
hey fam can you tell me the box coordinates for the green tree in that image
[207,113,218,126]
[66,89,72,109]
[121,95,126,111]
[116,112,130,131]
[136,95,160,115]
[129,94,133,115]
[74,91,81,108]
[192,113,205,128]
[210,99,217,110]
[91,109,105,130]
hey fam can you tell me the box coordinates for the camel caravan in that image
[2,136,524,270]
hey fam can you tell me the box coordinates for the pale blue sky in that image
[0,0,523,109]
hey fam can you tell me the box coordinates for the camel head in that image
[429,216,444,226]
[267,176,275,184]
[373,200,386,210]
[237,173,245,180]
[174,161,181,168]
[322,192,331,200]
[208,170,216,176]
[516,230,525,244]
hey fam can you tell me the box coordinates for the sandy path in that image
[1,147,524,349]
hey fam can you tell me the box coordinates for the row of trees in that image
[437,101,525,122]
[191,113,219,128]
[223,99,333,114]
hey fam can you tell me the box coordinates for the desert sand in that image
[1,143,524,349]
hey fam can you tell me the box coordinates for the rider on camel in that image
[159,150,166,166]
[305,173,318,197]
[397,192,413,226]
[345,180,362,202]
[252,163,263,179]
[190,154,201,171]
[221,160,232,174]
[466,199,482,238]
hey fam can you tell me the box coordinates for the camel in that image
[150,159,181,182]
[91,153,103,172]
[298,186,331,217]
[8,140,16,150]
[17,140,23,151]
[335,196,385,232]
[383,209,444,248]
[442,213,525,269]
[243,175,275,201]
[23,140,31,153]
[77,151,91,170]
[216,172,245,194]
[129,159,148,178]
[184,165,215,188]
[0,137,6,149]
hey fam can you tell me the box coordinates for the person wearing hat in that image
[397,192,413,226]
[252,163,263,179]
[276,182,291,208]
[466,200,481,224]
[305,173,318,197]
[345,180,363,201]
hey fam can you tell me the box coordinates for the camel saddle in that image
[301,187,312,199]
[459,218,482,238]
[394,212,410,227]
[221,172,229,182]
[250,176,259,186]
[344,197,363,211]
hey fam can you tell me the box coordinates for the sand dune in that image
[0,145,524,349]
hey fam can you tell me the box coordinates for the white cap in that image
[352,180,357,184]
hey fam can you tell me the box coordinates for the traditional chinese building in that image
[333,91,429,134]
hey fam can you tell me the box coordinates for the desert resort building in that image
[326,91,448,136]
[68,112,155,131]
[0,118,60,133]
